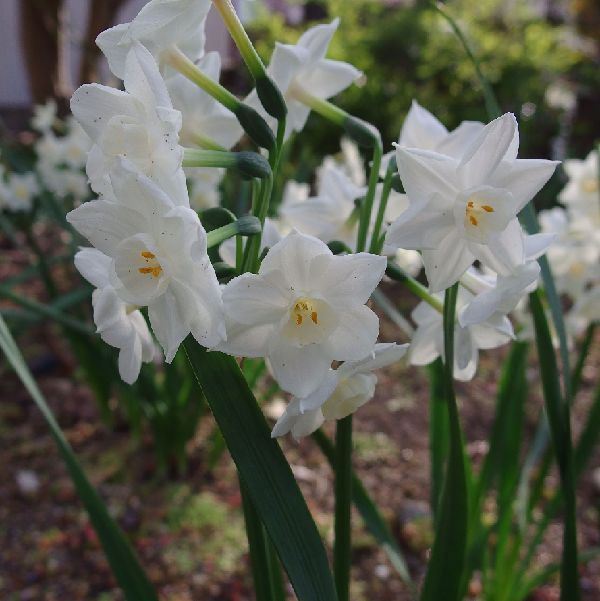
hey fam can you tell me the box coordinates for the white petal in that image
[324,304,380,361]
[268,340,331,398]
[395,146,459,207]
[436,121,484,157]
[148,288,190,362]
[216,318,274,357]
[339,342,409,377]
[96,23,130,79]
[298,370,340,412]
[66,199,143,257]
[118,338,143,384]
[297,18,339,61]
[459,113,518,186]
[298,59,362,101]
[422,233,474,292]
[222,272,289,325]
[524,233,556,261]
[314,252,386,308]
[74,248,112,288]
[470,218,525,275]
[70,83,139,142]
[398,100,448,150]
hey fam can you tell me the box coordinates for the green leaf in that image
[312,429,412,585]
[0,314,158,601]
[419,284,468,601]
[184,342,338,601]
[529,290,579,601]
[427,358,449,523]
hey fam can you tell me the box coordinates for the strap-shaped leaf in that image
[184,341,338,601]
[0,314,158,601]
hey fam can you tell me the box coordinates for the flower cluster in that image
[63,0,564,437]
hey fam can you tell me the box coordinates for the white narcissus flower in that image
[167,52,243,150]
[217,231,386,397]
[247,18,362,138]
[3,172,40,212]
[31,99,58,133]
[567,286,600,336]
[558,150,598,211]
[75,248,156,383]
[67,160,225,361]
[271,342,408,439]
[71,42,188,206]
[96,0,211,80]
[385,112,559,292]
[410,291,514,381]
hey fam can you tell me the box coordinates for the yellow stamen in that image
[311,311,318,325]
[465,198,494,228]
[481,205,495,213]
[141,251,156,260]
[469,215,478,226]
[292,298,319,327]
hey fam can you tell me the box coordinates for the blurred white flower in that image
[3,172,39,212]
[559,150,599,212]
[71,43,188,206]
[67,160,225,361]
[218,230,386,397]
[247,18,362,138]
[567,286,600,336]
[75,248,156,383]
[385,112,558,292]
[272,342,408,438]
[409,290,513,381]
[96,0,211,79]
[31,99,58,133]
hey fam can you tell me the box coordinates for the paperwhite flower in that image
[75,248,156,383]
[3,172,39,212]
[409,290,513,381]
[67,160,225,361]
[167,52,243,150]
[559,150,598,211]
[247,18,362,138]
[385,112,558,292]
[71,42,188,206]
[218,230,386,397]
[271,342,408,438]
[96,0,211,80]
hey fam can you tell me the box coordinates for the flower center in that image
[138,250,162,278]
[292,298,319,327]
[465,198,495,228]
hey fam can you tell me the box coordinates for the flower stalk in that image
[183,148,272,180]
[370,156,396,254]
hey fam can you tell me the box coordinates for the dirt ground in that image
[1,230,599,601]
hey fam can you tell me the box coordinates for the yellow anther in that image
[296,314,303,326]
[311,311,318,325]
[138,266,162,278]
[465,198,494,228]
[469,215,478,226]
[141,251,156,260]
[292,298,319,328]
[481,205,495,213]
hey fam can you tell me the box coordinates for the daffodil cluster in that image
[61,0,566,437]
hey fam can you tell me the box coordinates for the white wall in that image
[0,0,234,108]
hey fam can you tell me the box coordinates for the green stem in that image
[189,132,227,152]
[369,158,395,254]
[162,45,239,112]
[419,283,469,601]
[24,222,57,298]
[356,139,382,253]
[385,262,443,313]
[334,415,353,601]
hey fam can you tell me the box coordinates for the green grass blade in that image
[183,341,338,601]
[419,284,468,601]
[0,314,158,601]
[312,429,412,585]
[571,323,596,398]
[529,291,579,601]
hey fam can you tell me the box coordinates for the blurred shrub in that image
[249,0,598,170]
